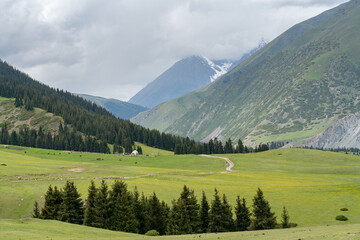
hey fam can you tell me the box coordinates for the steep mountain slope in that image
[0,97,63,134]
[77,94,147,120]
[302,112,360,148]
[128,56,233,108]
[132,0,360,146]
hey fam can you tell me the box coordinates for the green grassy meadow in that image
[1,146,360,239]
[1,219,360,240]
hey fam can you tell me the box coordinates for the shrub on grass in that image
[340,208,348,211]
[335,215,348,221]
[145,230,160,236]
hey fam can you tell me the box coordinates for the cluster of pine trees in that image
[174,138,269,155]
[33,181,292,235]
[0,123,110,153]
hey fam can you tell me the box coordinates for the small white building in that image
[131,150,139,156]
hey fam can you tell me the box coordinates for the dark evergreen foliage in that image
[58,181,84,224]
[221,193,234,231]
[200,191,210,233]
[281,206,290,228]
[107,181,138,232]
[40,185,62,220]
[235,196,251,231]
[251,188,277,230]
[35,182,289,235]
[133,188,146,234]
[84,180,97,226]
[146,192,168,235]
[93,180,109,229]
[209,189,229,232]
[167,185,201,235]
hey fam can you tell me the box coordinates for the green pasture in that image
[0,146,359,231]
[1,219,360,240]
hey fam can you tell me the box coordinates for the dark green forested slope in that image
[0,60,205,153]
[133,0,360,146]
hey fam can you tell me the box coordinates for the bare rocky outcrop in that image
[303,113,360,149]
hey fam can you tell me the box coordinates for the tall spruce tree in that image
[146,192,168,235]
[224,138,233,153]
[251,188,276,230]
[236,139,244,153]
[221,193,234,231]
[133,188,146,234]
[58,181,84,224]
[200,191,210,233]
[107,180,138,232]
[41,185,63,220]
[235,196,251,231]
[93,180,109,229]
[84,180,97,226]
[167,185,200,234]
[209,189,225,232]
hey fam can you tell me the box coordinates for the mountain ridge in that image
[132,0,360,147]
[76,93,147,120]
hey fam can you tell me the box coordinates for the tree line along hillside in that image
[0,59,213,154]
[0,59,273,154]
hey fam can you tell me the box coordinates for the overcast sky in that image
[0,0,348,101]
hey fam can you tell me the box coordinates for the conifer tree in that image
[167,199,187,235]
[10,130,18,145]
[281,206,290,228]
[41,185,63,220]
[58,181,84,224]
[167,185,200,234]
[32,201,41,218]
[251,188,276,230]
[200,191,210,233]
[236,139,244,153]
[84,180,97,226]
[133,188,146,234]
[235,196,251,231]
[224,138,233,153]
[107,180,138,232]
[221,193,234,231]
[209,189,224,232]
[146,192,168,235]
[93,180,109,229]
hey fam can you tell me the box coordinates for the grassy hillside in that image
[0,97,63,134]
[1,218,360,240]
[1,146,359,228]
[132,0,360,147]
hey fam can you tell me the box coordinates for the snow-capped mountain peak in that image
[202,56,233,82]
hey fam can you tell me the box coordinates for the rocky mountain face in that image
[303,113,360,148]
[132,0,360,146]
[77,94,147,120]
[128,56,233,109]
[128,41,266,109]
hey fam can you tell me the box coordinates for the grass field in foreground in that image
[1,218,360,240]
[0,146,359,229]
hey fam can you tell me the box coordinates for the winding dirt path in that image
[199,154,234,173]
[2,155,235,183]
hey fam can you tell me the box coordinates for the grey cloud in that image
[0,0,348,101]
